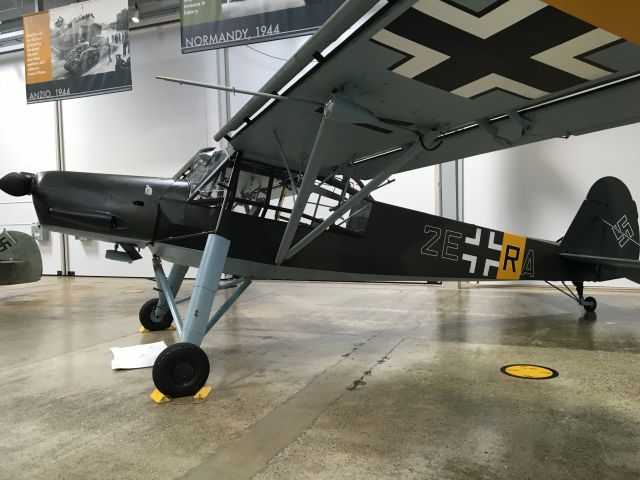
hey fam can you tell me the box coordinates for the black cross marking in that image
[461,228,503,275]
[439,0,510,18]
[0,236,13,253]
[383,6,615,98]
[465,229,503,257]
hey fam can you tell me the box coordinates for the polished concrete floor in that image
[1,277,639,479]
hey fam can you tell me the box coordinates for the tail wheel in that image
[139,298,173,331]
[583,296,597,313]
[153,343,210,398]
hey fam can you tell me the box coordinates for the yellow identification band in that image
[496,232,527,280]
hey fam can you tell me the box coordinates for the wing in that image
[217,0,640,179]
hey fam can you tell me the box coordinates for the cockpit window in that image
[178,149,372,236]
[185,147,234,202]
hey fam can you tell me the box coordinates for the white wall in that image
[371,167,437,214]
[0,52,63,275]
[464,122,640,287]
[227,38,309,116]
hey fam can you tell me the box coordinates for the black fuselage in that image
[26,170,601,283]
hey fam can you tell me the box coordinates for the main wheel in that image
[139,298,173,331]
[583,296,597,312]
[152,343,210,398]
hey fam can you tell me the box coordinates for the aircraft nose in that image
[0,172,35,197]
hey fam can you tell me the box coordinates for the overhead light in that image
[131,3,140,23]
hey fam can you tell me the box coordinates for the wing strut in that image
[285,141,425,261]
[275,112,333,265]
[273,94,440,264]
[272,130,299,200]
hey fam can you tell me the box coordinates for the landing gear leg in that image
[150,234,252,398]
[139,264,189,331]
[572,281,597,312]
[547,281,597,312]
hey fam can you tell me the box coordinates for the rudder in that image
[560,177,639,261]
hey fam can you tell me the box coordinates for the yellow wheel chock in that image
[139,324,177,334]
[150,385,212,404]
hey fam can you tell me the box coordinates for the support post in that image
[274,114,332,265]
[285,141,424,260]
[216,48,232,147]
[54,100,70,276]
[182,234,230,346]
[439,158,464,289]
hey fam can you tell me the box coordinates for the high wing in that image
[215,0,640,179]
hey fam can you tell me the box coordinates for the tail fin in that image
[559,177,640,282]
[0,230,42,286]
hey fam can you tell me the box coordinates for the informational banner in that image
[181,0,346,53]
[23,0,132,104]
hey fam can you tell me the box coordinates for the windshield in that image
[185,147,234,201]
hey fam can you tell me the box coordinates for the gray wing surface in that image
[217,0,640,179]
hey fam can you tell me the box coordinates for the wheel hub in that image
[171,361,195,385]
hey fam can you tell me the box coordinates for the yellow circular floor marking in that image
[501,364,558,380]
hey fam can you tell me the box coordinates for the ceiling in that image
[0,0,181,53]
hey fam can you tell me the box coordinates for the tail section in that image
[560,177,640,282]
[0,230,42,286]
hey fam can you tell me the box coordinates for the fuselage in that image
[25,169,601,283]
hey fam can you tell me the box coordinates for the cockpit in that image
[176,147,372,235]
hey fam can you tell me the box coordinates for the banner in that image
[23,0,132,104]
[181,0,346,53]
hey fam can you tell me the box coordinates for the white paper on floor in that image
[111,341,167,370]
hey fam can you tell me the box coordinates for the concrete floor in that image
[1,277,639,479]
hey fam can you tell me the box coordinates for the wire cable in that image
[245,45,288,62]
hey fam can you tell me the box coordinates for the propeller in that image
[0,172,35,197]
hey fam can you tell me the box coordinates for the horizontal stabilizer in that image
[560,253,640,270]
[560,253,640,284]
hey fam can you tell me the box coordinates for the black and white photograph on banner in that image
[23,0,132,103]
[221,0,332,20]
[50,1,131,80]
[181,0,346,53]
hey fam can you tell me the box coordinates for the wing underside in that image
[217,0,640,179]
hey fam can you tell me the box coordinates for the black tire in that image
[139,298,173,331]
[583,296,597,312]
[152,343,210,398]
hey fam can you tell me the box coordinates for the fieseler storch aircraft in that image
[2,0,640,398]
